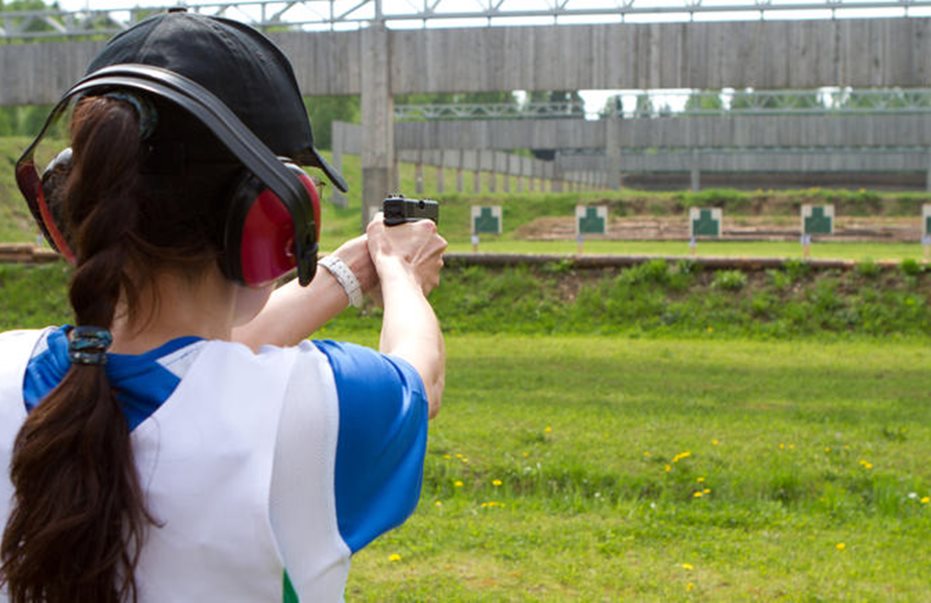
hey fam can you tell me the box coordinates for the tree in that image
[684,90,724,114]
[303,95,360,150]
[633,93,654,117]
[1,0,61,37]
[599,94,624,119]
[527,90,584,117]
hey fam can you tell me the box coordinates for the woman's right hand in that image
[365,212,447,296]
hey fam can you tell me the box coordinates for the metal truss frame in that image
[395,89,931,120]
[560,146,931,155]
[395,100,585,120]
[615,88,931,118]
[4,0,931,40]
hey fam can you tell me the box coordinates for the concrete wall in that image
[395,115,931,151]
[388,19,931,93]
[558,149,931,173]
[4,19,931,105]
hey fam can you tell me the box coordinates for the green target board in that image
[689,207,722,238]
[576,205,607,236]
[471,206,502,235]
[802,204,834,236]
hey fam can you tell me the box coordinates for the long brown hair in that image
[3,96,164,603]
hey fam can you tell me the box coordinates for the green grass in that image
[339,334,931,601]
[5,259,930,339]
[0,137,37,242]
[445,238,928,262]
[2,261,930,600]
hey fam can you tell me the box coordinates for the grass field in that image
[336,334,931,602]
[1,261,929,600]
[446,239,929,262]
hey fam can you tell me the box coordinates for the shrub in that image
[855,259,881,279]
[900,258,924,277]
[619,259,670,286]
[712,270,747,291]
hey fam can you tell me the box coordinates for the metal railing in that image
[3,0,931,40]
[395,101,585,120]
[615,88,931,117]
[395,89,931,121]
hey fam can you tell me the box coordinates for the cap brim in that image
[303,147,348,193]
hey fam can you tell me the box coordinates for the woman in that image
[0,10,445,603]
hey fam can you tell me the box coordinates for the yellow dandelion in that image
[544,426,553,434]
[686,582,695,592]
[521,451,530,458]
[643,451,652,458]
[696,477,705,483]
[388,553,402,562]
[664,464,672,473]
[454,453,464,459]
[454,480,464,488]
[921,497,929,504]
[492,479,503,487]
[681,563,694,571]
[672,451,692,463]
[824,447,831,453]
[703,488,711,495]
[434,500,443,507]
[693,491,704,498]
[835,543,846,552]
[706,326,714,334]
[859,460,873,470]
[711,438,720,446]
[778,443,785,450]
[442,454,452,460]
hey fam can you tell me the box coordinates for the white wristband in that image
[319,255,364,308]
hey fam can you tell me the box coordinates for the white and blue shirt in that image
[0,327,429,602]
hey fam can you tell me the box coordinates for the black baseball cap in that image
[86,9,348,192]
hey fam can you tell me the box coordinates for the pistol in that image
[383,194,439,226]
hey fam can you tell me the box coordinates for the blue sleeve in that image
[312,340,429,553]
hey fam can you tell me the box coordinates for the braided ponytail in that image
[1,96,153,603]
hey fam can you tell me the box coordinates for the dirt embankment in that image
[516,215,924,242]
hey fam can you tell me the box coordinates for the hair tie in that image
[103,90,158,140]
[68,326,113,366]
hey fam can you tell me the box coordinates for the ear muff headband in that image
[16,64,318,286]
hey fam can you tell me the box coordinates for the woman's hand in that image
[365,213,447,295]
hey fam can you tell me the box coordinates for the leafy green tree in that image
[1,0,60,37]
[684,90,724,113]
[633,93,654,117]
[0,108,13,135]
[599,94,624,118]
[304,95,360,150]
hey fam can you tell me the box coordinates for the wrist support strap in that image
[319,254,363,308]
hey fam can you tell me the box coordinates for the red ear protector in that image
[16,64,321,287]
[222,161,321,286]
